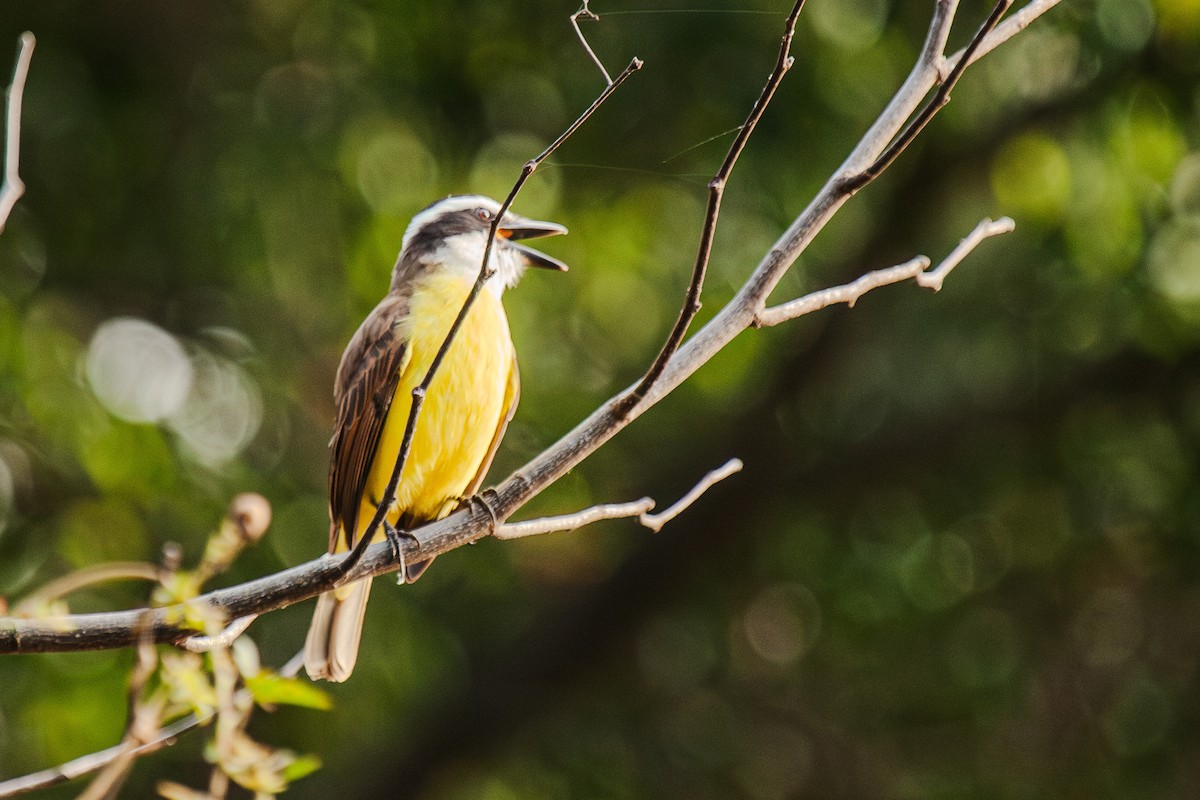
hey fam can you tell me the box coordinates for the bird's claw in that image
[383,520,418,584]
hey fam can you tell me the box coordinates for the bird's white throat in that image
[425,230,526,297]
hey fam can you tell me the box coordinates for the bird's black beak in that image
[499,217,569,271]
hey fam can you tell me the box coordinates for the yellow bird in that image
[305,195,567,682]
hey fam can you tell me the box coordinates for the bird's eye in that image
[475,207,493,222]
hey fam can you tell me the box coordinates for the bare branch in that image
[571,1,613,86]
[755,217,1014,327]
[497,457,744,539]
[177,614,258,653]
[624,0,806,414]
[916,216,1015,291]
[639,458,744,532]
[956,0,1065,66]
[841,0,1011,194]
[496,498,654,540]
[756,257,930,326]
[0,32,35,233]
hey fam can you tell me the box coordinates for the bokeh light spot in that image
[85,317,193,424]
[469,134,561,220]
[991,132,1071,224]
[355,126,438,215]
[1072,587,1143,667]
[1169,152,1200,219]
[1103,671,1174,756]
[168,352,263,468]
[742,583,822,666]
[1147,224,1200,309]
[808,0,889,52]
[1098,0,1156,52]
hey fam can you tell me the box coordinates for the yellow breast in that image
[356,275,513,539]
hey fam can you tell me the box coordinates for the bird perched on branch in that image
[305,195,568,682]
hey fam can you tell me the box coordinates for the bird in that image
[304,195,567,682]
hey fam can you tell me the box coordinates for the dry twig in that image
[754,216,1015,327]
[640,458,743,532]
[0,31,34,233]
[624,0,806,414]
[571,1,613,86]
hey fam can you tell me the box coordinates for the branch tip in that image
[640,458,744,533]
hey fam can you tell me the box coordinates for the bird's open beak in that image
[499,217,569,271]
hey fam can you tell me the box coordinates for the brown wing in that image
[463,351,520,498]
[327,292,412,551]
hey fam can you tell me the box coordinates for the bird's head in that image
[397,195,568,292]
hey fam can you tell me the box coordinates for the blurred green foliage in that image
[2,0,1200,797]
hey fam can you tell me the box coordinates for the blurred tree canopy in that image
[2,0,1200,797]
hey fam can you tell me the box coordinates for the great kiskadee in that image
[304,195,567,682]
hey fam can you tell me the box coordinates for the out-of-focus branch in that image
[0,31,35,233]
[754,216,1015,327]
[0,649,307,798]
[12,562,162,614]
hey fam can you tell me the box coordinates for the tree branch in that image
[841,0,1011,194]
[0,0,1065,655]
[570,1,612,86]
[497,456,744,539]
[623,0,806,414]
[754,216,1015,327]
[639,457,743,532]
[0,31,35,233]
[496,498,654,540]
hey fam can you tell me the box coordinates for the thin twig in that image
[497,456,743,538]
[0,32,35,233]
[177,614,258,653]
[12,562,162,613]
[841,0,1012,194]
[639,458,743,532]
[76,615,160,800]
[496,498,655,540]
[755,217,1014,327]
[916,216,1014,291]
[954,0,1063,66]
[571,1,613,86]
[335,56,643,578]
[755,257,931,327]
[622,0,806,415]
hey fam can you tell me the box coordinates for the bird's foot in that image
[383,520,419,585]
[462,489,501,535]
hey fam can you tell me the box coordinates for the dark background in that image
[2,0,1199,797]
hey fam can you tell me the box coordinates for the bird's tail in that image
[304,577,373,683]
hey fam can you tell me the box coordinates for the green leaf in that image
[245,673,332,710]
[281,753,323,782]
